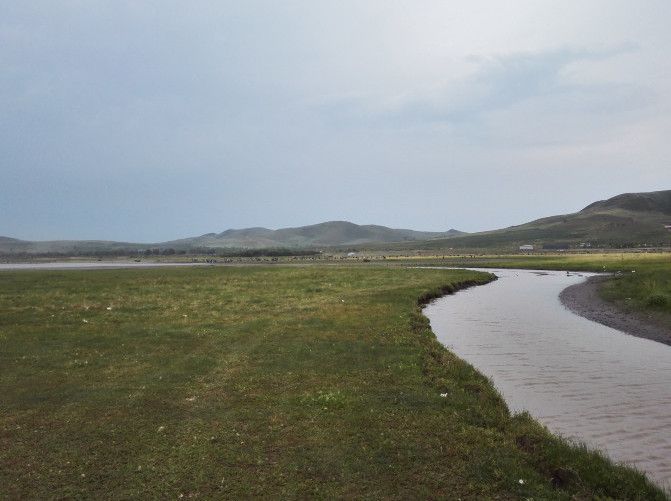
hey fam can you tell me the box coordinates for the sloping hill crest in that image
[401,189,671,250]
[582,190,671,215]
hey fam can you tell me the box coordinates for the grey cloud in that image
[324,47,652,129]
[1,2,670,241]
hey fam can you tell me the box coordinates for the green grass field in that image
[0,266,666,498]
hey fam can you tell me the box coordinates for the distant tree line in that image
[215,248,320,257]
[142,248,187,256]
[0,247,321,259]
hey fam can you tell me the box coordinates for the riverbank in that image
[560,275,671,346]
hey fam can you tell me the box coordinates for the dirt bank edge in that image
[560,275,671,346]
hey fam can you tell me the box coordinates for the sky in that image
[2,1,670,242]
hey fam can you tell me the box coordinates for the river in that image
[424,268,671,488]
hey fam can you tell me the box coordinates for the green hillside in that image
[399,190,671,251]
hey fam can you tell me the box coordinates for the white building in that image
[519,244,534,252]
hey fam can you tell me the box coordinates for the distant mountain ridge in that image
[0,221,464,255]
[167,221,464,249]
[2,190,670,255]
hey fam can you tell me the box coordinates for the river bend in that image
[424,269,671,488]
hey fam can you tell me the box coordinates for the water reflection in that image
[424,269,671,488]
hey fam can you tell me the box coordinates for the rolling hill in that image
[404,189,671,250]
[165,221,463,249]
[0,237,148,255]
[0,222,463,255]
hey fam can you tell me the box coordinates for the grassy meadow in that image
[0,265,667,499]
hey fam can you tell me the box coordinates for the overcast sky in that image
[2,1,670,242]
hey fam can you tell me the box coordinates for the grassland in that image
[0,266,666,499]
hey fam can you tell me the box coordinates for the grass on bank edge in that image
[412,293,667,500]
[0,266,666,499]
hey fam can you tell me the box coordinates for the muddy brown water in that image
[424,268,671,489]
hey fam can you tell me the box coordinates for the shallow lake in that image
[0,261,209,271]
[424,268,671,488]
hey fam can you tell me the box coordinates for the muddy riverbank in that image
[560,275,671,347]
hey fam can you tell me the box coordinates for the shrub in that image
[646,293,668,307]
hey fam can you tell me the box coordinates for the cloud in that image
[320,46,653,134]
[0,2,670,240]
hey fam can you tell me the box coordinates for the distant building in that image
[665,224,671,231]
[346,252,357,257]
[519,244,534,252]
